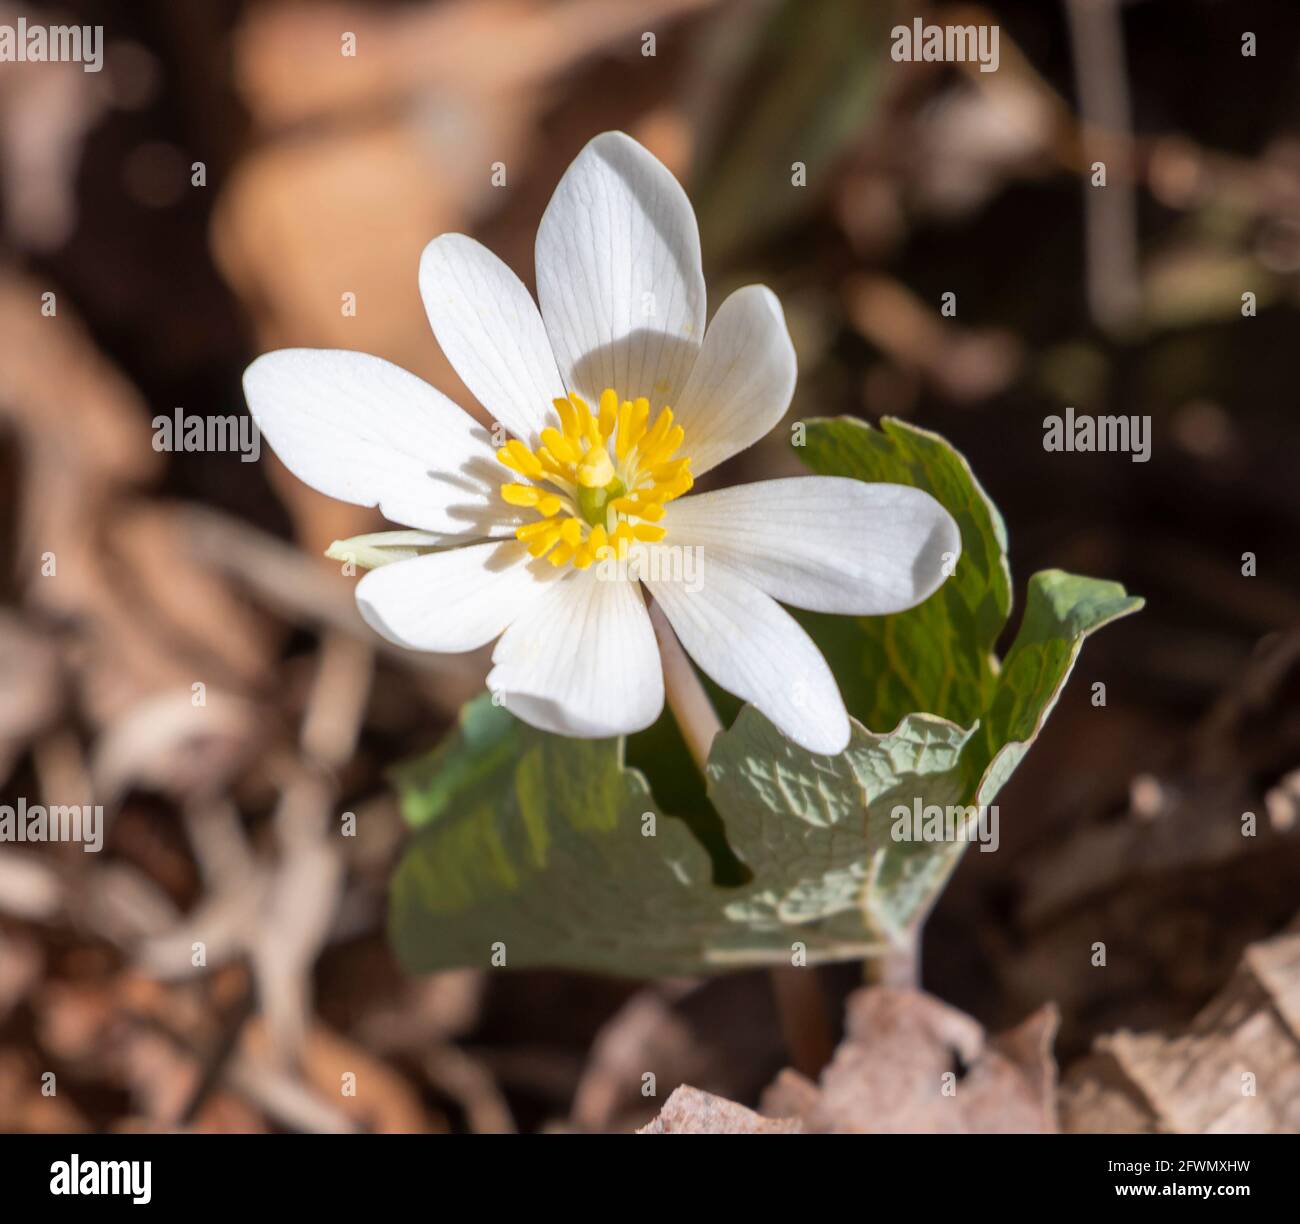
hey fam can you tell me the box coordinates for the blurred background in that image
[1,0,1299,1133]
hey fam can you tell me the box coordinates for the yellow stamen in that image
[611,521,635,559]
[614,400,635,459]
[501,386,693,571]
[598,389,618,438]
[642,426,686,469]
[501,483,540,507]
[625,398,650,450]
[553,397,579,438]
[517,518,558,541]
[527,526,562,557]
[540,427,579,465]
[571,395,600,447]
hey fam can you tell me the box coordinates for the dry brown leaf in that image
[0,2,110,249]
[233,0,714,130]
[242,1017,440,1134]
[0,272,283,731]
[638,1085,802,1135]
[1061,929,1300,1134]
[0,1051,87,1132]
[0,931,43,1024]
[0,615,63,785]
[781,988,1058,1134]
[639,987,1059,1135]
[570,975,786,1133]
[90,689,262,807]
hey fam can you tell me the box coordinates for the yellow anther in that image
[540,427,578,465]
[547,541,577,567]
[553,397,579,439]
[641,407,673,455]
[659,472,693,499]
[614,400,635,459]
[498,440,544,479]
[642,426,686,468]
[571,395,600,447]
[611,521,635,559]
[535,447,571,481]
[501,483,540,507]
[649,456,691,481]
[526,531,561,558]
[633,523,666,542]
[517,518,558,541]
[519,519,563,556]
[559,518,583,547]
[627,398,650,449]
[598,389,618,438]
[588,525,609,558]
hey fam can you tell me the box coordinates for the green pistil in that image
[577,476,625,527]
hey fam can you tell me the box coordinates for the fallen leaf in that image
[638,1085,802,1134]
[1061,929,1300,1134]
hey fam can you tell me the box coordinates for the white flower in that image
[243,132,959,755]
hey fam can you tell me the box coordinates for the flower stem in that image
[648,600,721,771]
[864,926,921,989]
[648,598,836,1077]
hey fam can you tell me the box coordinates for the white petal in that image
[673,285,797,477]
[665,477,961,615]
[419,234,567,444]
[356,540,555,653]
[487,569,663,738]
[646,563,849,755]
[536,131,706,407]
[243,349,512,538]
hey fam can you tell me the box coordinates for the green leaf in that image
[971,569,1143,805]
[388,417,1142,977]
[390,695,523,831]
[390,700,975,975]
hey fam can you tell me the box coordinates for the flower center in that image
[496,388,693,570]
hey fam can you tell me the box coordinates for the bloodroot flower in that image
[243,132,959,754]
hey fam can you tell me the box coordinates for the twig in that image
[176,985,257,1126]
[648,599,836,1077]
